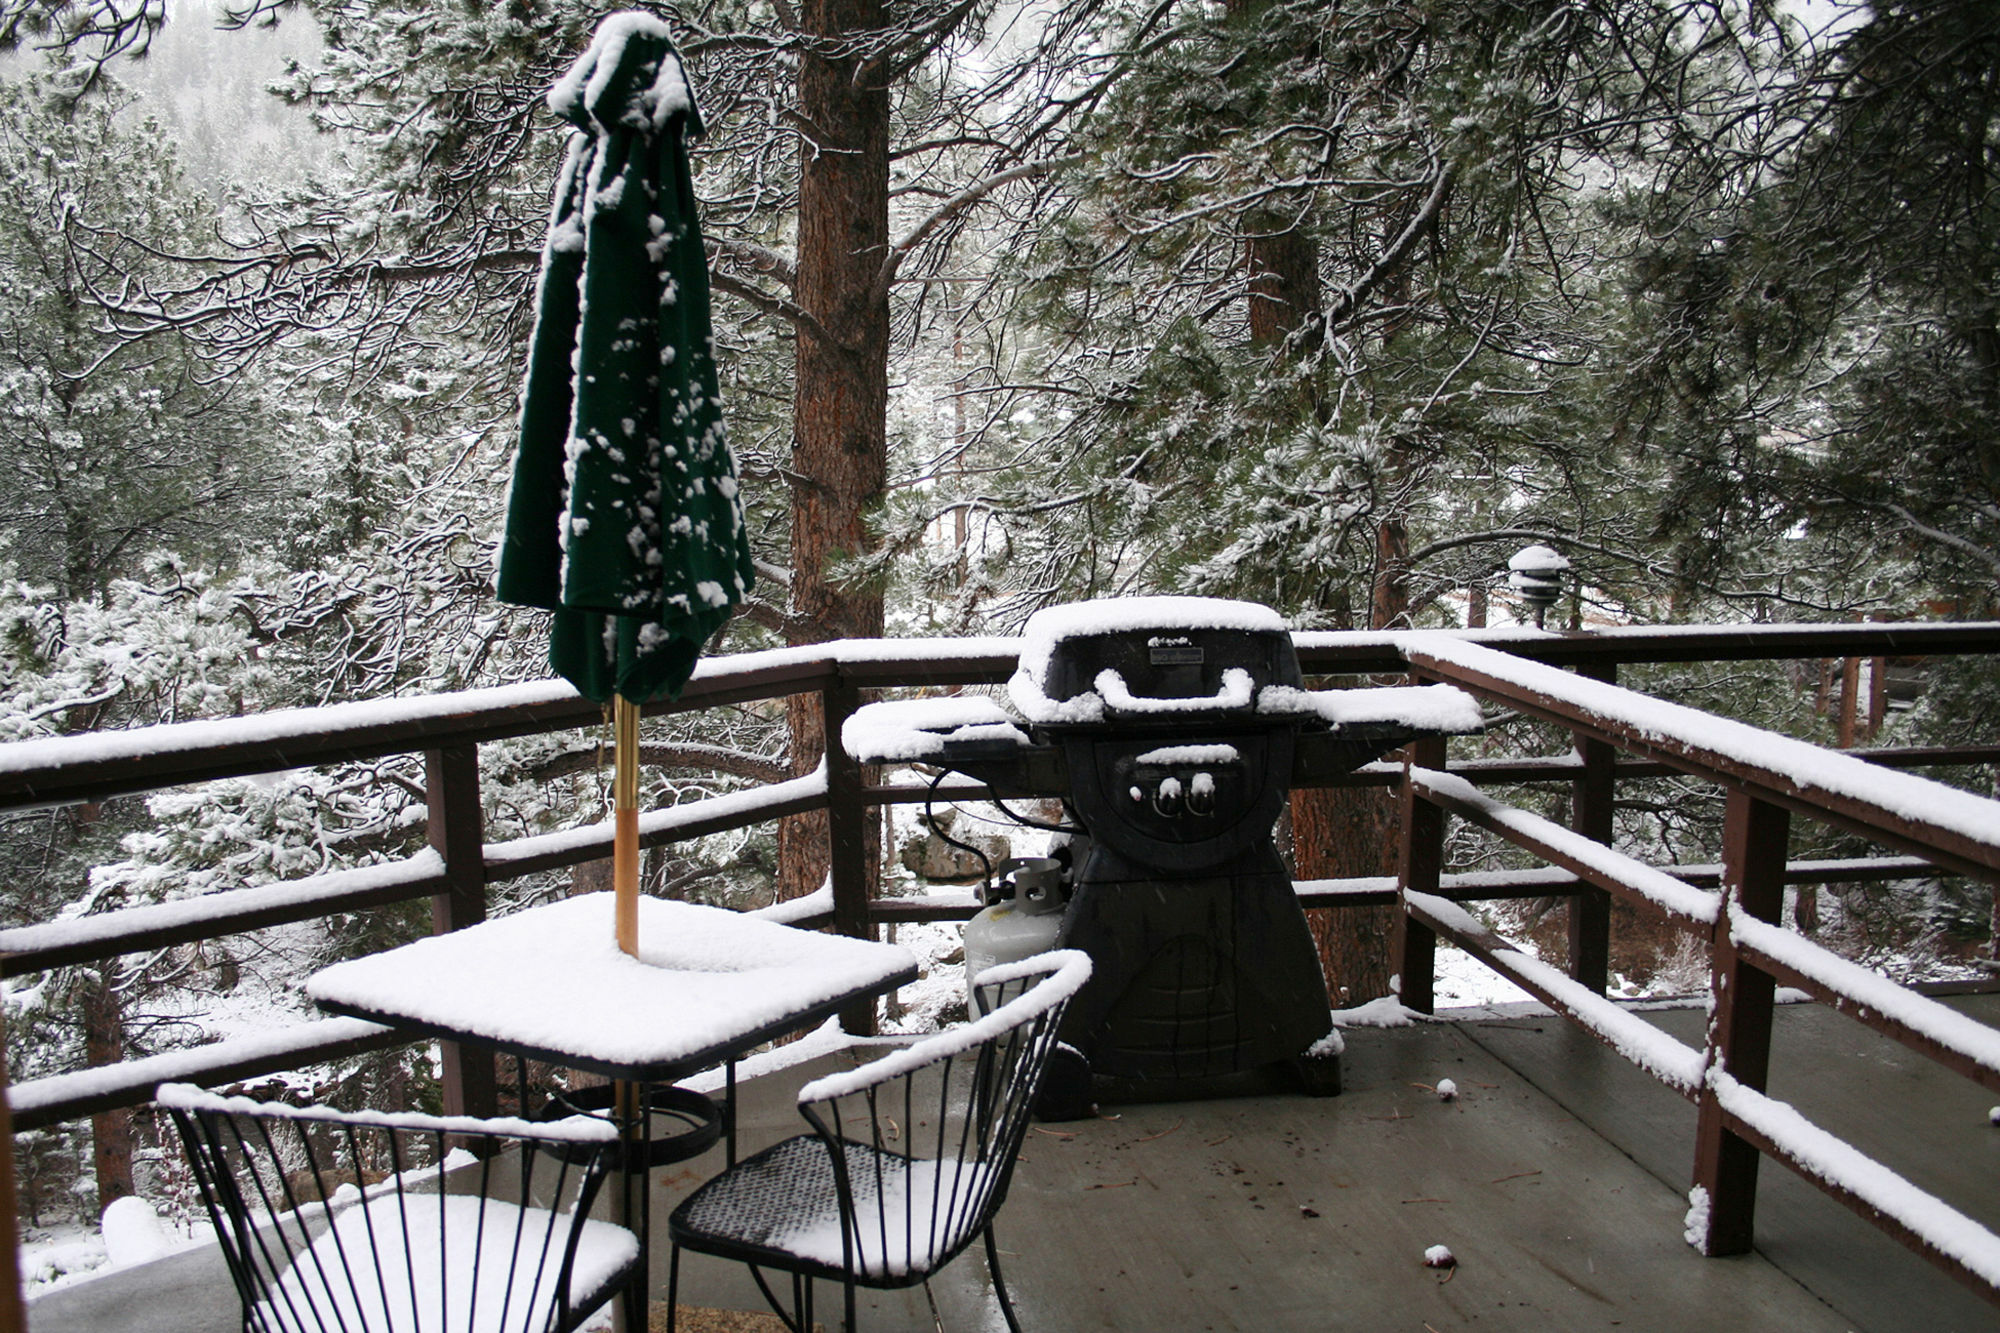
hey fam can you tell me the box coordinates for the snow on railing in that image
[1397,633,2000,874]
[9,1019,398,1132]
[1392,640,2000,1303]
[1411,767,1722,926]
[1405,891,1707,1094]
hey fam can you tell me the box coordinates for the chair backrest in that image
[157,1083,637,1333]
[792,949,1091,1283]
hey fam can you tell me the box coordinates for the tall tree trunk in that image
[82,966,134,1213]
[776,0,892,902]
[1292,507,1411,1006]
[1228,40,1408,1006]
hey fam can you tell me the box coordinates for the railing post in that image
[1691,787,1789,1255]
[1569,661,1616,994]
[1396,735,1448,1015]
[822,680,879,1035]
[426,745,496,1119]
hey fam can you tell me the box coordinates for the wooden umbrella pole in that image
[610,696,644,1333]
[613,693,641,957]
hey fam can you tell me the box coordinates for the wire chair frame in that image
[666,950,1091,1333]
[158,1084,639,1333]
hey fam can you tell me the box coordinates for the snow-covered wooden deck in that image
[31,993,1998,1332]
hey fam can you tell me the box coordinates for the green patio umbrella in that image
[498,12,752,957]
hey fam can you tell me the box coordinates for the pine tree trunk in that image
[776,0,891,902]
[83,966,134,1213]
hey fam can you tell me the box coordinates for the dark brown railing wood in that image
[1397,635,2000,884]
[1396,737,1448,1015]
[1691,790,1791,1256]
[822,679,877,1036]
[426,744,495,1120]
[5,616,2000,1302]
[1569,661,1617,994]
[0,1011,23,1332]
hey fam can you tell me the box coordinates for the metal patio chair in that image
[158,1082,639,1333]
[665,949,1092,1333]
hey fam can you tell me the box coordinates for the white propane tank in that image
[965,858,1067,1015]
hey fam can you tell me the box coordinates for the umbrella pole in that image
[613,692,641,957]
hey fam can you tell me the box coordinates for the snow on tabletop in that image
[261,1193,637,1333]
[1408,890,1707,1094]
[1398,632,2000,855]
[798,950,1090,1104]
[1709,1067,2000,1285]
[306,895,916,1070]
[1258,682,1484,732]
[1416,767,1721,926]
[841,698,1028,764]
[1726,902,2000,1077]
[156,1083,617,1144]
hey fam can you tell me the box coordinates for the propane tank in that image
[965,857,1068,1015]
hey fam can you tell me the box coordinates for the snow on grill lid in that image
[1009,596,1289,723]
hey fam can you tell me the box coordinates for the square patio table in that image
[308,893,918,1083]
[306,891,919,1329]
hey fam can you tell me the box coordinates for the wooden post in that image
[1396,735,1448,1015]
[1691,788,1789,1255]
[1838,657,1861,749]
[1866,656,1887,740]
[822,680,879,1035]
[426,745,497,1120]
[0,1010,25,1333]
[1569,661,1616,994]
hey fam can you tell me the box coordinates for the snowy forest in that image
[2,0,1999,1278]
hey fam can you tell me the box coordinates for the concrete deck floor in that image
[29,996,2000,1332]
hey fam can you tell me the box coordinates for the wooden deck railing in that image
[3,621,2000,1301]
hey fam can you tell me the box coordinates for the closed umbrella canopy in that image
[497,11,751,706]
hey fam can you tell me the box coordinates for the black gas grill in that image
[846,597,1482,1111]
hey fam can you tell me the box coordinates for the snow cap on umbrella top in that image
[549,11,699,137]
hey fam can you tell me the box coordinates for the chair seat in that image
[670,1135,963,1283]
[256,1193,639,1333]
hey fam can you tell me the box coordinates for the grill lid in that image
[1010,597,1304,725]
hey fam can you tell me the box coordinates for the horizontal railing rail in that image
[4,618,2000,1294]
[1390,629,2000,1306]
